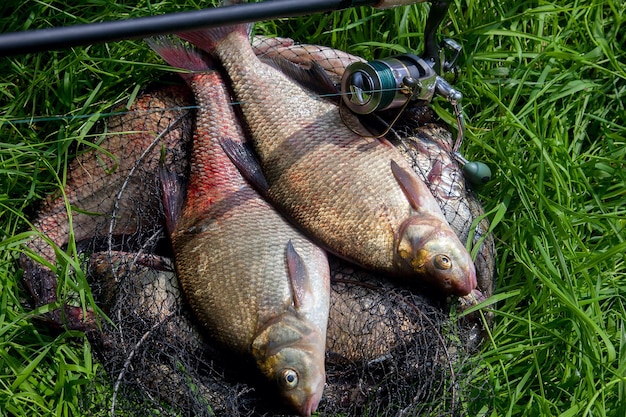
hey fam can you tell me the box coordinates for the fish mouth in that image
[451,258,477,296]
[468,263,478,292]
[465,258,478,294]
[300,392,322,417]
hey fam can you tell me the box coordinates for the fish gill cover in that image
[19,36,496,416]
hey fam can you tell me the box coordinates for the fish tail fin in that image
[178,23,252,53]
[146,36,211,76]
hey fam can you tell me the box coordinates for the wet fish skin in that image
[20,84,194,331]
[21,81,492,414]
[251,38,493,299]
[250,39,495,299]
[22,38,493,364]
[179,26,476,296]
[148,39,330,417]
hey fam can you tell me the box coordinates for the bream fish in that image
[252,36,495,299]
[147,38,330,417]
[178,25,477,296]
[19,84,194,331]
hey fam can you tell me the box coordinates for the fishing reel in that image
[341,53,439,115]
[339,41,491,185]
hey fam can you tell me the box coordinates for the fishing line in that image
[0,0,428,56]
[3,79,488,183]
[1,87,405,126]
[339,85,416,139]
[1,106,198,126]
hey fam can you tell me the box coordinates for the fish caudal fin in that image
[146,36,211,74]
[178,23,251,54]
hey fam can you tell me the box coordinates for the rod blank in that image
[0,0,376,56]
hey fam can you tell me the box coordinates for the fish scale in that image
[148,38,330,417]
[179,190,290,343]
[276,132,405,269]
[180,26,476,295]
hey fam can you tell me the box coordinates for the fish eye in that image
[280,369,299,389]
[434,254,452,270]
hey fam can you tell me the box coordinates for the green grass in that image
[1,0,625,416]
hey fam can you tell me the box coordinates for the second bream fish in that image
[178,25,477,296]
[147,38,330,417]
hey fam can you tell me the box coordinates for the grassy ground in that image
[1,0,625,416]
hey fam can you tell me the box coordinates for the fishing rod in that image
[1,0,490,183]
[0,0,427,56]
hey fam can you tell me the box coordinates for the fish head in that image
[252,313,326,416]
[396,216,477,296]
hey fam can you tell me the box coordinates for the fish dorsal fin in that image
[219,137,270,197]
[390,159,429,212]
[159,160,185,235]
[261,56,339,103]
[286,240,309,310]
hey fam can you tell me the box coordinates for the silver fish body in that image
[250,36,496,299]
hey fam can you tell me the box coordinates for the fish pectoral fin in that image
[286,240,310,311]
[390,159,430,212]
[159,158,185,235]
[219,137,270,197]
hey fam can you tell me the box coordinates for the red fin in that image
[178,23,251,53]
[390,160,428,211]
[286,240,308,310]
[146,36,211,74]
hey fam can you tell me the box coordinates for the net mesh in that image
[22,37,495,416]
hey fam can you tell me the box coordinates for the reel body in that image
[340,54,437,114]
[339,49,492,185]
